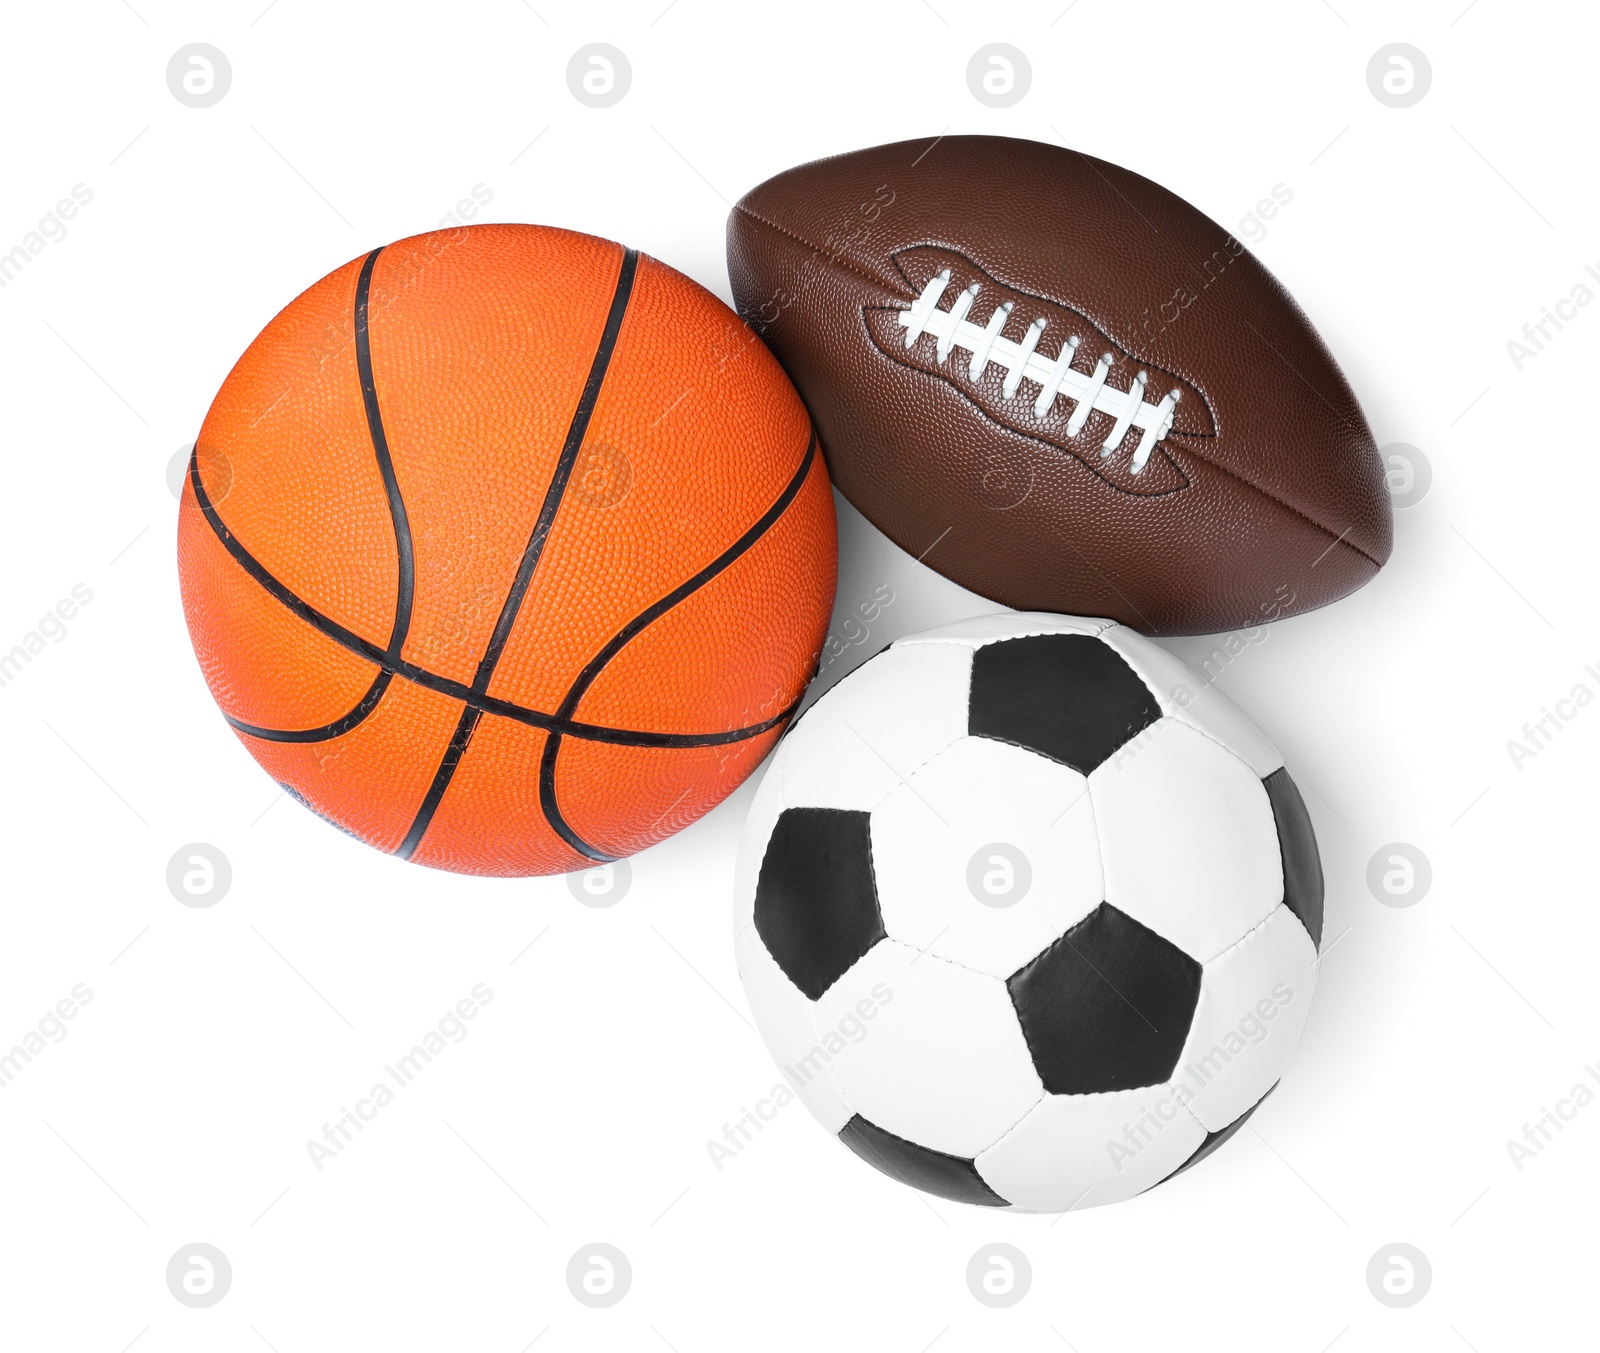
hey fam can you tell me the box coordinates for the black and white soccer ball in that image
[733,613,1324,1211]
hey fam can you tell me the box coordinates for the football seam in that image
[733,202,910,300]
[734,204,1386,568]
[877,243,1221,439]
[857,305,1192,500]
[1165,434,1385,570]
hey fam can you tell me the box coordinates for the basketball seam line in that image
[226,247,414,749]
[398,246,641,862]
[472,247,641,693]
[191,446,798,744]
[399,706,482,861]
[226,669,394,743]
[355,246,418,659]
[538,429,821,864]
[555,430,819,724]
[187,290,794,749]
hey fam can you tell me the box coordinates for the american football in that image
[727,134,1393,636]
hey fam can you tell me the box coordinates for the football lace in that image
[899,268,1180,474]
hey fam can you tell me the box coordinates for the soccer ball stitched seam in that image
[777,712,972,819]
[735,920,858,1114]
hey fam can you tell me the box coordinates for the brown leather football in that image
[726,135,1392,636]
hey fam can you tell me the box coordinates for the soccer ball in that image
[733,613,1324,1211]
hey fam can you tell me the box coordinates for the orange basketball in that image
[178,224,835,876]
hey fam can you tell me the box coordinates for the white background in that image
[0,0,1594,1348]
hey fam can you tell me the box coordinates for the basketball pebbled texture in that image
[726,135,1392,636]
[178,224,835,876]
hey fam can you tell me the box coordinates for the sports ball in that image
[726,135,1391,636]
[179,224,835,876]
[733,613,1324,1210]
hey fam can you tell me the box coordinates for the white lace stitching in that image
[900,269,1181,474]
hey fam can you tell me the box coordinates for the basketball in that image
[177,224,835,876]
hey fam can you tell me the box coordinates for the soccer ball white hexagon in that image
[733,613,1324,1211]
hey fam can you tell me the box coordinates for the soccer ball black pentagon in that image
[733,613,1324,1211]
